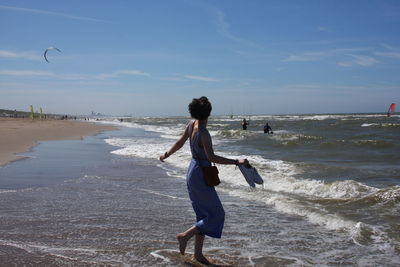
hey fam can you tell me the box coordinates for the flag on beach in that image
[30,105,34,120]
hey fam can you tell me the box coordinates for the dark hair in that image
[188,96,212,120]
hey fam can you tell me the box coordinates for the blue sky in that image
[1,0,399,116]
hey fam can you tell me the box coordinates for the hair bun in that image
[188,96,212,120]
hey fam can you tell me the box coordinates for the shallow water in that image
[0,114,399,266]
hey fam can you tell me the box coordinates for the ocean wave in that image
[214,129,322,147]
[361,123,400,128]
[210,153,378,200]
[349,186,400,206]
[271,132,322,147]
[98,119,186,139]
[261,173,377,199]
[105,137,186,159]
[224,187,356,231]
[373,186,400,203]
[361,123,380,127]
[216,129,251,139]
[226,184,398,257]
[352,139,395,148]
[320,139,396,149]
[350,222,400,261]
[105,136,378,201]
[0,189,17,194]
[350,222,394,250]
[249,114,393,121]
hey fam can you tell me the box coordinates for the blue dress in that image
[186,121,225,238]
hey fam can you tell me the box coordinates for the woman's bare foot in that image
[176,233,188,255]
[194,254,210,265]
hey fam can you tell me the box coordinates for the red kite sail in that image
[389,103,395,113]
[387,103,395,117]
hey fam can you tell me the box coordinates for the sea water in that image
[103,113,400,265]
[0,113,399,266]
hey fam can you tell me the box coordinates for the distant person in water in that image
[264,122,273,134]
[242,118,248,130]
[159,96,248,264]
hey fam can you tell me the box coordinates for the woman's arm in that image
[159,123,190,162]
[201,130,248,165]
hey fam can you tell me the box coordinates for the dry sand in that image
[0,118,116,166]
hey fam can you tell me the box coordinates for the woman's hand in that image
[159,152,169,162]
[159,155,165,162]
[237,159,249,165]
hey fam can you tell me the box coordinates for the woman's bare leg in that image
[176,226,200,255]
[194,234,209,264]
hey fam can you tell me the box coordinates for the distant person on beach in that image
[159,96,248,264]
[242,118,248,130]
[264,122,273,134]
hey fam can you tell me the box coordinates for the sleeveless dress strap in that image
[189,120,206,161]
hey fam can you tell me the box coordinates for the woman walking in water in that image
[160,96,248,264]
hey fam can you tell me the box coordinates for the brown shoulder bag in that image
[202,164,220,187]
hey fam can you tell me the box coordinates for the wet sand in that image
[0,118,116,166]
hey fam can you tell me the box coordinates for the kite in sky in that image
[44,46,61,62]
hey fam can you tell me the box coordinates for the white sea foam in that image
[361,123,380,127]
[0,189,17,194]
[241,113,396,122]
[224,187,357,232]
[105,137,190,167]
[105,136,377,200]
[225,185,399,259]
[248,114,350,121]
[150,249,177,263]
[0,239,105,264]
[136,188,186,200]
[97,119,186,139]
[361,122,400,128]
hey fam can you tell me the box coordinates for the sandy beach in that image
[0,118,116,166]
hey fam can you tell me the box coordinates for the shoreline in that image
[0,118,117,167]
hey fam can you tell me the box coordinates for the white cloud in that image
[283,48,379,67]
[351,55,379,66]
[337,62,353,67]
[96,69,151,79]
[165,77,185,81]
[375,51,400,59]
[338,54,379,67]
[0,5,104,22]
[209,6,258,47]
[282,52,328,62]
[283,48,370,63]
[317,26,329,32]
[0,49,41,61]
[374,44,400,60]
[0,70,55,77]
[183,75,219,82]
[0,69,151,80]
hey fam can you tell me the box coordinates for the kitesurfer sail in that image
[387,103,395,117]
[44,47,61,62]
